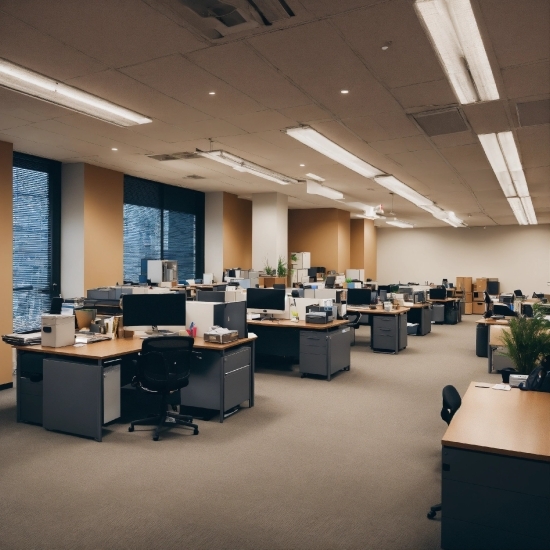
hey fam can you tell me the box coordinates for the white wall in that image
[204,192,224,281]
[61,163,85,298]
[377,225,550,294]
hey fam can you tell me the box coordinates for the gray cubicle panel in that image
[186,300,247,338]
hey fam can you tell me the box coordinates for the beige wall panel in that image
[288,209,340,272]
[364,219,377,280]
[223,192,252,269]
[83,164,124,289]
[0,141,13,384]
[350,219,377,280]
[337,210,350,273]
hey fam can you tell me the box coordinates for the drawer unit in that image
[299,327,351,380]
[19,377,43,425]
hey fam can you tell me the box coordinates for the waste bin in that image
[432,304,445,324]
[476,323,489,357]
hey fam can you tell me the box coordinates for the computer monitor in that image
[197,290,225,302]
[370,290,378,304]
[325,276,336,289]
[122,293,186,333]
[377,285,391,293]
[429,288,447,300]
[246,288,286,316]
[399,287,413,296]
[347,288,372,307]
[513,289,523,297]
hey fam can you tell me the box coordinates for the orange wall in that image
[223,192,252,269]
[0,141,13,384]
[288,208,350,272]
[350,219,377,279]
[83,164,124,289]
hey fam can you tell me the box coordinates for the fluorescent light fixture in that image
[418,203,445,216]
[386,219,414,228]
[441,211,465,227]
[306,179,344,200]
[415,0,499,104]
[285,127,384,179]
[0,58,152,126]
[196,149,300,185]
[305,172,325,182]
[374,175,432,208]
[478,131,537,224]
[508,198,528,225]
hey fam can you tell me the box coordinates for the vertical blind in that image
[123,176,204,283]
[12,153,61,332]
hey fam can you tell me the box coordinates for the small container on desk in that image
[203,330,239,344]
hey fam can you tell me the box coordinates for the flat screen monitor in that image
[197,290,225,302]
[246,288,286,314]
[399,287,413,295]
[378,285,391,292]
[429,288,447,300]
[347,288,372,307]
[122,293,186,331]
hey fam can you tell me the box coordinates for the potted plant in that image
[263,258,275,276]
[277,256,288,278]
[500,307,550,375]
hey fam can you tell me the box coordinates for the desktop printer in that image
[305,312,331,324]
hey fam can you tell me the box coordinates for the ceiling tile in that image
[276,104,332,123]
[0,0,205,67]
[298,0,385,17]
[462,101,511,134]
[439,144,493,173]
[222,110,295,133]
[501,60,550,100]
[517,126,550,168]
[368,136,432,155]
[121,55,264,118]
[188,41,311,110]
[430,131,479,148]
[391,80,457,110]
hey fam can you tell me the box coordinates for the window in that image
[123,176,204,283]
[12,153,61,332]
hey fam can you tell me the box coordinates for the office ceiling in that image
[0,0,548,227]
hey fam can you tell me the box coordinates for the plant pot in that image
[498,367,517,384]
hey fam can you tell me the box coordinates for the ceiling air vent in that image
[517,99,550,127]
[412,108,469,136]
[148,152,199,161]
[153,0,294,40]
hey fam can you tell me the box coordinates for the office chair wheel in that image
[194,428,199,435]
[128,426,134,432]
[427,510,437,519]
[153,435,159,441]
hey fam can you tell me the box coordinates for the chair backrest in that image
[273,284,286,290]
[441,385,461,425]
[138,336,194,394]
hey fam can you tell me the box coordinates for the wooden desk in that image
[345,306,409,353]
[428,297,462,324]
[440,382,550,549]
[14,335,256,440]
[248,319,351,380]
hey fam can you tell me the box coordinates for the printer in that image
[305,304,335,324]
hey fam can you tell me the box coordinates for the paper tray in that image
[204,330,239,343]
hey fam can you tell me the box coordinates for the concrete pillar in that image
[204,192,224,282]
[252,193,288,272]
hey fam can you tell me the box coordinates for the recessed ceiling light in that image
[381,41,392,51]
[300,164,305,167]
[0,58,152,126]
[209,92,216,95]
[111,147,118,151]
[341,90,349,94]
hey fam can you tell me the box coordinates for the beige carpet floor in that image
[0,316,495,550]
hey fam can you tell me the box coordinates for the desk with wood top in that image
[14,335,256,440]
[440,382,550,550]
[345,305,410,353]
[247,319,351,380]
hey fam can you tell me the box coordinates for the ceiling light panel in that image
[507,197,528,225]
[414,0,499,104]
[0,58,152,126]
[477,133,515,197]
[386,220,414,228]
[373,175,432,208]
[285,127,384,179]
[305,173,325,182]
[306,179,344,200]
[196,149,300,186]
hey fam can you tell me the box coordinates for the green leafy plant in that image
[345,277,353,283]
[277,256,288,278]
[501,315,550,374]
[290,253,297,262]
[263,258,275,276]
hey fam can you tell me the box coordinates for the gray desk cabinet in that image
[442,446,550,550]
[299,327,351,380]
[371,314,407,353]
[180,343,254,422]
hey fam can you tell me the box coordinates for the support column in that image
[252,193,288,272]
[350,218,377,280]
[61,163,123,297]
[0,140,13,385]
[204,192,224,281]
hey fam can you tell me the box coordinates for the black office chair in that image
[428,385,462,519]
[346,313,362,345]
[128,336,199,441]
[273,284,286,290]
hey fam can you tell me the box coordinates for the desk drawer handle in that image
[380,328,391,332]
[192,352,203,360]
[225,365,250,375]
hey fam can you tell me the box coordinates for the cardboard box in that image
[456,277,473,292]
[472,302,485,315]
[41,314,75,347]
[473,291,484,301]
[464,303,473,315]
[475,278,488,292]
[464,292,473,302]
